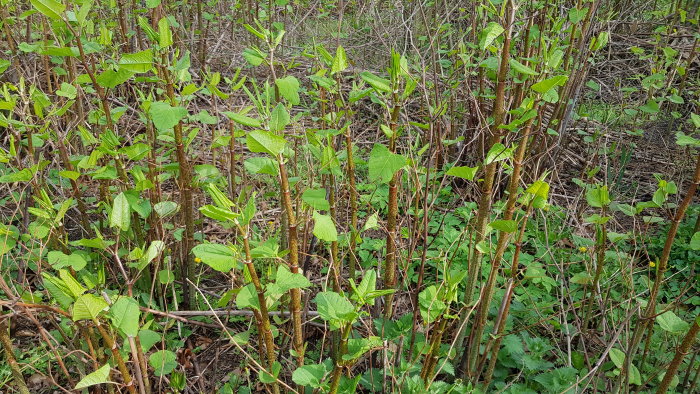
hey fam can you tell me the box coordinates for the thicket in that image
[0,0,699,393]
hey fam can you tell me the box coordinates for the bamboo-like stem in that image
[420,317,448,384]
[656,317,700,394]
[469,111,537,381]
[94,319,136,394]
[345,123,359,281]
[459,0,514,378]
[382,99,402,320]
[235,218,280,394]
[265,36,304,370]
[0,316,31,394]
[328,322,352,394]
[582,204,608,332]
[228,119,238,197]
[277,156,305,368]
[481,202,535,388]
[621,153,700,388]
[161,57,196,309]
[329,174,341,291]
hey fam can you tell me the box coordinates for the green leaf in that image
[331,46,348,74]
[568,7,588,23]
[269,103,290,132]
[75,363,111,389]
[192,243,236,272]
[509,59,538,75]
[158,17,173,47]
[154,201,179,217]
[360,71,391,93]
[110,192,131,231]
[490,219,517,233]
[246,130,286,156]
[0,168,33,183]
[354,270,377,300]
[292,363,327,388]
[260,362,281,384]
[419,285,446,324]
[119,49,154,73]
[368,144,405,183]
[0,59,10,74]
[362,213,379,231]
[30,0,66,20]
[243,23,267,40]
[109,297,140,337]
[691,113,700,128]
[42,273,76,309]
[479,22,504,50]
[570,272,593,285]
[242,47,265,66]
[72,294,109,321]
[314,291,356,329]
[675,132,700,147]
[223,111,261,128]
[630,364,642,385]
[47,251,87,271]
[275,76,300,105]
[446,165,478,180]
[313,211,338,242]
[302,189,330,210]
[270,265,311,294]
[200,205,238,222]
[586,185,611,208]
[96,68,134,88]
[149,350,177,376]
[244,157,279,175]
[236,283,260,311]
[138,330,160,352]
[56,82,77,99]
[609,348,625,369]
[531,75,568,94]
[343,336,383,362]
[485,143,514,164]
[640,99,659,114]
[690,232,700,250]
[158,269,174,284]
[138,240,164,271]
[149,101,188,131]
[656,311,690,334]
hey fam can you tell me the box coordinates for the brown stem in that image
[459,0,514,378]
[278,156,305,369]
[235,220,280,394]
[481,202,534,388]
[382,100,402,320]
[656,317,700,394]
[622,153,700,386]
[0,316,31,394]
[94,320,136,394]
